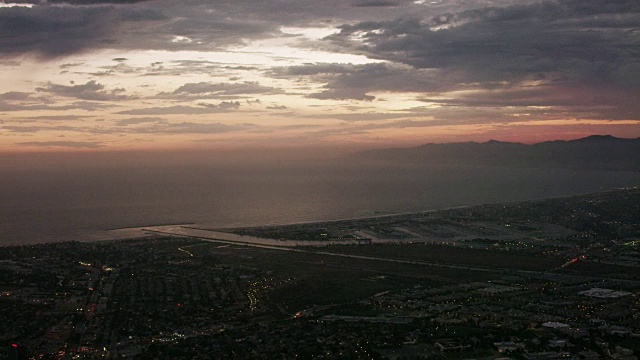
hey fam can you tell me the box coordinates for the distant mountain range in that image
[349,135,640,171]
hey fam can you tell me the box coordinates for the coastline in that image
[1,186,637,248]
[206,186,638,232]
[85,186,638,246]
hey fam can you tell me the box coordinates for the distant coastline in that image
[203,186,638,233]
[85,186,639,246]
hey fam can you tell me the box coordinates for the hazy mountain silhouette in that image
[350,135,640,171]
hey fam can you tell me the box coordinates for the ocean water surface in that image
[1,161,639,245]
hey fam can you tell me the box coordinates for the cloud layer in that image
[1,0,638,150]
[328,0,639,87]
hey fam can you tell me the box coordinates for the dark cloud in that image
[276,63,356,76]
[0,6,106,58]
[274,62,445,100]
[216,101,241,110]
[59,62,84,69]
[72,58,247,79]
[328,0,640,88]
[170,82,281,99]
[0,5,164,58]
[44,0,155,4]
[224,65,260,71]
[0,0,465,58]
[310,88,376,102]
[36,80,129,101]
[352,1,399,7]
[267,105,288,110]
[0,91,112,112]
[288,0,639,119]
[0,92,32,101]
[199,101,241,110]
[414,82,640,121]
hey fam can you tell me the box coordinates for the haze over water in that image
[2,155,639,245]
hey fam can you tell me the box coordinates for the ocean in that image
[1,160,639,245]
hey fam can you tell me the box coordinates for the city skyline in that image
[0,0,638,153]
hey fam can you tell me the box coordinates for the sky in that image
[0,0,638,153]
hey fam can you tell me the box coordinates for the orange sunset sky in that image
[0,0,638,153]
